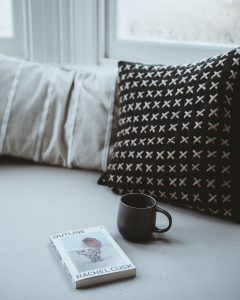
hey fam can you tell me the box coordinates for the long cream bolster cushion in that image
[0,54,117,170]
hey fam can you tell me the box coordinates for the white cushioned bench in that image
[1,156,240,300]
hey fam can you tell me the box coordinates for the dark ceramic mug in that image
[117,193,172,242]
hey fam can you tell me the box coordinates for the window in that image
[0,0,13,38]
[0,0,239,65]
[104,0,240,65]
[0,0,25,57]
[117,0,240,45]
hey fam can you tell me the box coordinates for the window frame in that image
[99,0,240,66]
[26,0,98,64]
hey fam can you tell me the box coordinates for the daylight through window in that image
[0,0,13,38]
[117,0,240,45]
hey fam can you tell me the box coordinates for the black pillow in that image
[98,48,240,220]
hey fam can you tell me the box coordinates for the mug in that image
[117,193,172,242]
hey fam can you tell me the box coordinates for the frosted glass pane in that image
[117,0,240,44]
[0,0,13,37]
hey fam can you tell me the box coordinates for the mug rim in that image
[121,193,156,210]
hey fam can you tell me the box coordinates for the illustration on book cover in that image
[63,231,125,273]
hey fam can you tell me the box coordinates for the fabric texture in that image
[0,54,117,171]
[98,48,240,220]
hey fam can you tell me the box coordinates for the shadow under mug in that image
[117,193,172,242]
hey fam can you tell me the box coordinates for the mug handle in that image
[154,206,172,233]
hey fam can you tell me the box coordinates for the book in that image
[50,226,136,288]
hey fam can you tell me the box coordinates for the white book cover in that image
[50,226,136,288]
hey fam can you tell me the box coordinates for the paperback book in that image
[50,226,136,288]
